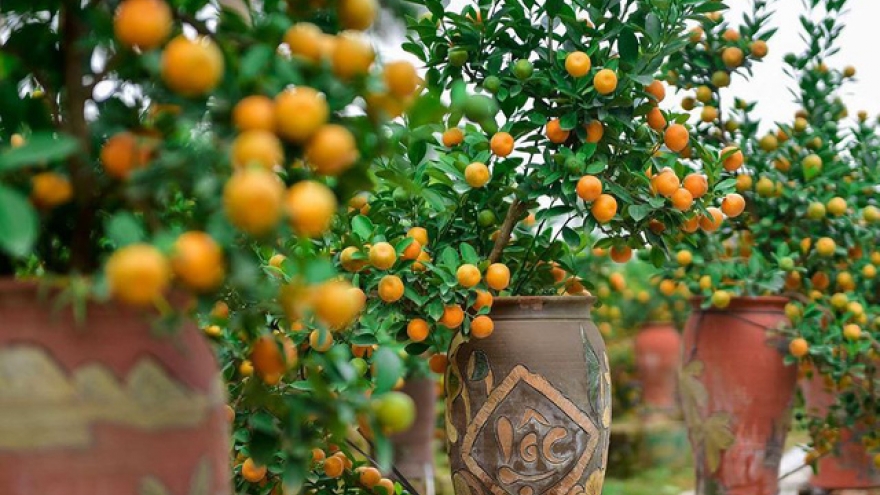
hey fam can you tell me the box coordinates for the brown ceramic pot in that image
[633,321,681,414]
[446,296,611,495]
[801,373,880,490]
[0,280,230,495]
[681,297,797,495]
[391,377,437,484]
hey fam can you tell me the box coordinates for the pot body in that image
[633,322,681,414]
[0,280,230,495]
[681,297,796,495]
[391,377,437,487]
[801,373,880,489]
[446,296,611,495]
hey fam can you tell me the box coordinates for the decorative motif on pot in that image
[139,458,212,495]
[0,345,226,450]
[461,365,601,495]
[679,360,735,473]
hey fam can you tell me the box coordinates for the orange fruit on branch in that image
[486,263,511,290]
[721,146,744,171]
[699,207,723,232]
[223,168,284,235]
[471,315,494,339]
[233,95,276,132]
[591,194,617,223]
[274,87,329,143]
[721,193,746,218]
[490,132,515,157]
[241,458,267,483]
[171,231,225,292]
[465,162,491,187]
[664,124,689,152]
[338,0,377,30]
[576,175,602,202]
[378,275,404,302]
[565,51,592,78]
[31,172,72,208]
[442,128,464,147]
[456,264,482,288]
[407,318,430,342]
[384,60,419,98]
[593,68,618,95]
[113,0,172,50]
[440,305,465,328]
[584,120,604,143]
[369,242,397,270]
[306,124,358,176]
[231,130,284,170]
[285,22,325,63]
[645,80,666,103]
[545,119,570,144]
[161,35,224,97]
[106,243,170,306]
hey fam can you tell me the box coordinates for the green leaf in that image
[618,27,639,65]
[0,184,38,257]
[0,133,80,172]
[440,246,459,269]
[105,212,144,248]
[460,242,479,264]
[351,333,379,345]
[240,45,274,82]
[351,215,374,240]
[628,204,651,221]
[373,347,403,394]
[304,258,336,283]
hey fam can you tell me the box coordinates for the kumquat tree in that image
[5,0,880,494]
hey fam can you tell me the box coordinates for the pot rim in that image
[690,295,789,312]
[489,295,596,320]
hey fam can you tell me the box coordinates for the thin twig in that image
[345,437,422,495]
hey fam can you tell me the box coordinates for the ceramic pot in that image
[446,296,611,495]
[0,280,230,495]
[391,377,438,493]
[633,321,681,414]
[681,297,797,495]
[801,373,880,490]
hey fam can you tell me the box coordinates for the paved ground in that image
[680,447,811,495]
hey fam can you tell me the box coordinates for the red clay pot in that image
[681,297,797,495]
[446,296,611,495]
[801,373,880,490]
[633,321,681,414]
[391,377,437,482]
[0,280,230,495]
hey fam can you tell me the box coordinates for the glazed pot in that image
[0,280,230,495]
[391,377,437,492]
[681,297,797,495]
[446,296,611,495]
[801,373,880,490]
[633,321,681,415]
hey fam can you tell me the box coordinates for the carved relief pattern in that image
[0,345,226,450]
[450,341,609,495]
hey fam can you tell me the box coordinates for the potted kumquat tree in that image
[0,0,422,493]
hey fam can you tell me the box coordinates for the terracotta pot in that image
[0,280,230,495]
[446,296,611,495]
[681,297,797,495]
[801,373,880,490]
[391,377,437,486]
[633,322,681,414]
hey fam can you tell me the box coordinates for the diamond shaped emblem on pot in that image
[461,365,600,495]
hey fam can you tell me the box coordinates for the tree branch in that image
[488,198,526,264]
